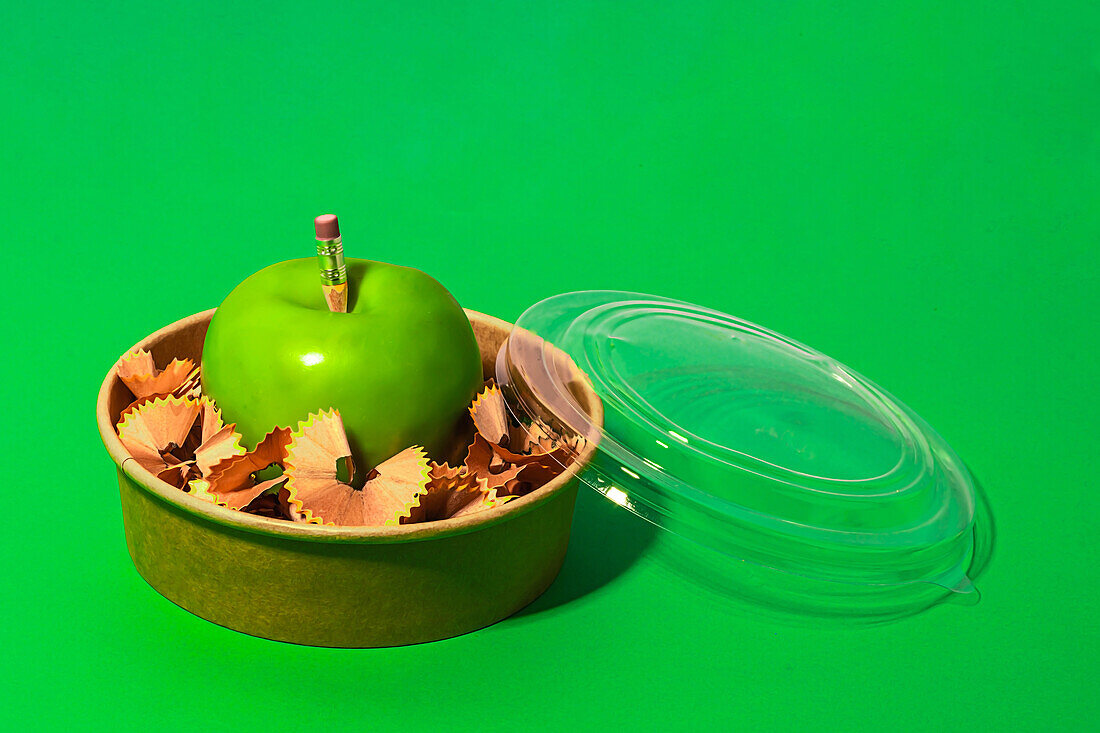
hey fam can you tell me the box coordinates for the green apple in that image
[201,258,482,473]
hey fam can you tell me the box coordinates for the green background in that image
[3,1,1097,730]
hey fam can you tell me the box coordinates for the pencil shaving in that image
[117,349,197,400]
[284,411,430,526]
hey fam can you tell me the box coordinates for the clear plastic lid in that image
[496,291,980,617]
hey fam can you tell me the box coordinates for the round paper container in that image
[97,309,603,647]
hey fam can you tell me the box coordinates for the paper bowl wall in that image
[97,309,603,648]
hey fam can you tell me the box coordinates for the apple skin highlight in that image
[201,257,483,472]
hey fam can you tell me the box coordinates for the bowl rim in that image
[97,307,602,545]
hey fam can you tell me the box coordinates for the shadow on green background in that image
[518,488,660,617]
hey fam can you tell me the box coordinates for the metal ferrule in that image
[316,237,347,285]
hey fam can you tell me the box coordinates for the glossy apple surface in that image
[201,258,482,470]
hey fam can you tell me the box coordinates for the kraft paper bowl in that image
[97,309,603,647]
